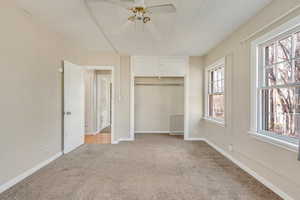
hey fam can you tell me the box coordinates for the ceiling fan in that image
[88,0,176,40]
[93,0,176,24]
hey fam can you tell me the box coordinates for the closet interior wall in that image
[134,77,184,134]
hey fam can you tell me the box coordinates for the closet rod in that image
[135,82,184,86]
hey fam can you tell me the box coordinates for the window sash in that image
[208,93,225,122]
[206,63,225,122]
[258,87,300,144]
[259,82,300,90]
[258,29,300,144]
[262,32,300,66]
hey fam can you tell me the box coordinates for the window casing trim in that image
[250,15,300,150]
[202,116,226,127]
[248,131,298,153]
[204,57,226,125]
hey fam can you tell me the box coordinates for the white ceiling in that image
[16,0,271,56]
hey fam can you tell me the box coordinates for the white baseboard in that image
[135,131,170,134]
[111,140,119,144]
[85,131,99,136]
[112,137,135,144]
[204,139,294,200]
[0,152,63,194]
[119,138,134,142]
[86,126,110,135]
[85,133,97,136]
[169,131,184,135]
[185,137,206,141]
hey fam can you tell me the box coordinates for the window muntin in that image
[259,30,300,144]
[207,64,225,122]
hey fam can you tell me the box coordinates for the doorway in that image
[84,69,113,144]
[63,62,115,154]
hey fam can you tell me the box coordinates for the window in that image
[205,58,225,124]
[254,26,300,146]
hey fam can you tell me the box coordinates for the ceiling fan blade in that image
[146,22,162,41]
[87,0,134,9]
[147,4,176,14]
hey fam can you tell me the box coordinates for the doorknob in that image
[65,111,72,115]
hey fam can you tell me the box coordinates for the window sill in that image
[202,117,226,128]
[248,131,299,153]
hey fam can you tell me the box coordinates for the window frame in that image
[204,58,226,126]
[250,15,300,152]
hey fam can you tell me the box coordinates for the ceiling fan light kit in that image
[128,7,151,24]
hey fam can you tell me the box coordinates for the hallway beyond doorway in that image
[85,133,111,144]
[85,125,111,144]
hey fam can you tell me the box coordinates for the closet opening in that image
[84,69,113,144]
[134,77,185,138]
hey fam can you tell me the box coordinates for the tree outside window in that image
[207,65,225,122]
[261,32,300,142]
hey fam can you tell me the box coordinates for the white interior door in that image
[64,61,85,154]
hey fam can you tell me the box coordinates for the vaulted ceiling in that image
[16,0,271,55]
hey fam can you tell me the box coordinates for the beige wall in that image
[0,0,201,193]
[0,0,67,186]
[188,57,204,138]
[4,0,298,198]
[0,1,131,188]
[201,0,300,199]
[134,77,184,132]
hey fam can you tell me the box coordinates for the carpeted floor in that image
[0,134,281,200]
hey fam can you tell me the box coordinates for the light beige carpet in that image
[0,134,281,200]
